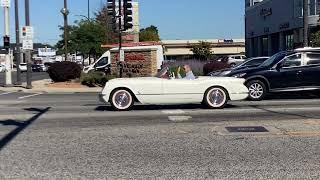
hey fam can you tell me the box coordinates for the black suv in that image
[219,48,320,100]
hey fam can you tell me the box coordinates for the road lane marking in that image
[0,91,17,96]
[168,116,192,122]
[162,110,185,114]
[18,93,43,99]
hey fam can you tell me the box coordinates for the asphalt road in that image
[0,92,319,179]
[0,72,49,86]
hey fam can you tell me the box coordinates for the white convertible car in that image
[99,67,249,111]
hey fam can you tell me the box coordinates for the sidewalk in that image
[0,79,102,93]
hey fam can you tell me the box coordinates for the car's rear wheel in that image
[110,89,134,111]
[246,80,267,101]
[204,87,228,109]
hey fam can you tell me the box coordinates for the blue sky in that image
[0,0,245,45]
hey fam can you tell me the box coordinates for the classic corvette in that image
[99,67,249,110]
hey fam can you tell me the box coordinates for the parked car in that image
[31,64,43,72]
[227,55,247,67]
[19,63,27,73]
[99,67,249,111]
[221,47,320,101]
[39,64,47,72]
[209,57,269,76]
[0,64,5,72]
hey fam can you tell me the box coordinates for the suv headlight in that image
[232,73,247,78]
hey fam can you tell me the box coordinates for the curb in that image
[0,87,102,94]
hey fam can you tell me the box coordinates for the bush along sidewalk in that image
[47,61,82,82]
[81,72,116,87]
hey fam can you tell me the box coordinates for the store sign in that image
[0,0,10,7]
[260,8,272,17]
[279,22,290,30]
[218,39,234,43]
[38,48,56,56]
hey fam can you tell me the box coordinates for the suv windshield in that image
[259,52,288,67]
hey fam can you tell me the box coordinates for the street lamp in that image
[61,0,69,61]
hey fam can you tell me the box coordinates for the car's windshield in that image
[259,52,287,67]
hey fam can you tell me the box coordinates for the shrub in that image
[80,71,116,87]
[203,61,231,75]
[47,61,82,82]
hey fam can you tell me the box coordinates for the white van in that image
[83,45,164,74]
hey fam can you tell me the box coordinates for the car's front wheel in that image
[246,80,267,101]
[110,89,134,111]
[203,87,228,109]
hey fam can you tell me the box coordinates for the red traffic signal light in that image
[3,36,10,49]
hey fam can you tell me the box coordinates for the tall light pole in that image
[2,0,12,86]
[15,0,21,85]
[61,0,69,61]
[303,0,309,47]
[25,0,32,89]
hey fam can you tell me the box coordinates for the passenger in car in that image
[177,64,196,80]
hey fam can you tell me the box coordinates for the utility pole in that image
[118,0,123,78]
[303,0,309,47]
[15,0,21,85]
[61,0,69,61]
[25,0,32,89]
[2,0,12,86]
[87,0,90,19]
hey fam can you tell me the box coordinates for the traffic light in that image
[123,0,133,30]
[3,36,10,49]
[107,0,116,17]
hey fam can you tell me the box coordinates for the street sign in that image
[22,40,33,50]
[0,0,10,7]
[120,49,125,62]
[21,26,34,40]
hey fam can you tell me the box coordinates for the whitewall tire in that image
[204,87,228,109]
[110,89,134,111]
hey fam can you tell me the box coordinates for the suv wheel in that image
[246,80,267,101]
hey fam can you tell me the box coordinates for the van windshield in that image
[95,57,108,67]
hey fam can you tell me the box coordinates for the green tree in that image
[139,25,161,42]
[95,4,118,44]
[56,20,108,60]
[191,41,213,60]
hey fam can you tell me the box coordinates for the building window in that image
[310,0,316,15]
[262,37,268,56]
[285,34,294,50]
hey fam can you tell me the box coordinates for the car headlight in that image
[232,73,247,78]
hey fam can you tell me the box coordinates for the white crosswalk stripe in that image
[18,93,43,99]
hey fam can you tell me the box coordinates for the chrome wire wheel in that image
[248,83,264,99]
[111,90,133,111]
[205,87,228,108]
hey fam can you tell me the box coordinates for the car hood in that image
[226,66,268,77]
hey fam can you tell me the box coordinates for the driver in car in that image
[177,64,196,80]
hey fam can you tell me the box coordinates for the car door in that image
[162,78,202,103]
[303,52,320,87]
[266,53,305,90]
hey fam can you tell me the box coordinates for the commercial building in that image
[245,0,320,57]
[162,39,245,60]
